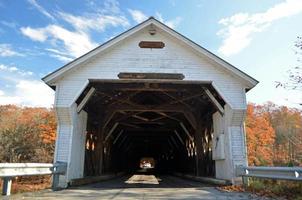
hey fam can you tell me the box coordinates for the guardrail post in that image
[2,177,12,196]
[52,174,60,191]
[51,162,67,191]
[242,176,249,189]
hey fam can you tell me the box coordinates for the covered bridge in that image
[43,17,258,187]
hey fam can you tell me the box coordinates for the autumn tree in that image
[245,104,275,166]
[262,103,302,166]
[246,103,302,166]
[0,105,56,163]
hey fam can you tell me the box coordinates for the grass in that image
[220,179,302,200]
[247,179,302,200]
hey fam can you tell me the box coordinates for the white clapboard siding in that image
[230,126,247,167]
[55,28,247,110]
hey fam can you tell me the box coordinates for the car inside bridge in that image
[77,73,225,180]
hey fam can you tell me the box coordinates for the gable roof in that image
[42,17,258,89]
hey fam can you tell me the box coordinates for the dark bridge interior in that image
[77,76,225,178]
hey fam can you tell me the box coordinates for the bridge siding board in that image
[55,30,247,109]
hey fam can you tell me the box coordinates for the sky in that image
[0,0,301,108]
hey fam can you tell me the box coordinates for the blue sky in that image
[0,0,301,108]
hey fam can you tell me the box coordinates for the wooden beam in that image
[89,79,211,85]
[97,91,137,107]
[174,130,185,145]
[113,130,123,144]
[102,110,146,132]
[183,111,197,130]
[102,88,182,92]
[125,121,164,125]
[120,137,133,150]
[77,87,95,113]
[202,87,224,115]
[132,114,149,122]
[170,136,179,148]
[104,104,197,130]
[150,112,179,122]
[162,91,202,112]
[117,135,128,148]
[180,122,193,140]
[102,111,116,130]
[167,139,175,150]
[119,122,140,129]
[118,72,184,80]
[116,116,164,124]
[104,122,119,143]
[111,111,144,125]
[157,112,181,122]
[121,128,173,132]
[106,104,194,117]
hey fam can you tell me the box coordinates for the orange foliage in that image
[246,102,302,166]
[39,110,56,144]
[0,105,56,143]
[246,104,275,166]
[0,105,56,163]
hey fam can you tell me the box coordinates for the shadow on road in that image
[71,171,215,190]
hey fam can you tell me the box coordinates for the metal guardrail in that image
[0,162,67,196]
[236,165,302,186]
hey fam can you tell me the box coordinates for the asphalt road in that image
[6,174,272,200]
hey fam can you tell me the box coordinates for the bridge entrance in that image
[77,75,225,179]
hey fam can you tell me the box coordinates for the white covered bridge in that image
[42,17,258,188]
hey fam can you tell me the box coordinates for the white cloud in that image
[165,17,182,29]
[155,12,182,29]
[102,0,121,14]
[21,1,130,61]
[0,80,54,107]
[21,27,48,42]
[45,48,73,62]
[58,12,129,33]
[46,25,97,57]
[128,9,148,23]
[27,0,55,21]
[0,95,21,106]
[21,25,97,58]
[9,67,18,71]
[0,44,23,57]
[0,64,54,107]
[128,9,181,28]
[217,0,302,56]
[85,0,122,15]
[49,54,73,62]
[0,64,33,76]
[45,48,65,55]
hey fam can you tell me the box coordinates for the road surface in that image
[7,174,271,200]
